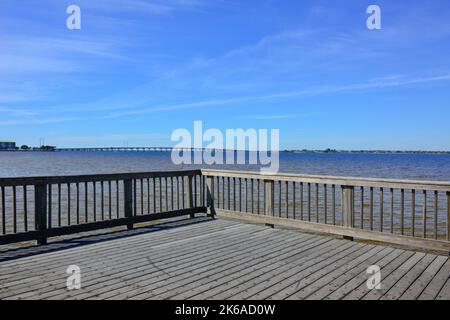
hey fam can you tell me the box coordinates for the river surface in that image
[1,151,450,181]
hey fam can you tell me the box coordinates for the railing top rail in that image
[0,169,202,187]
[1,167,450,191]
[201,169,450,192]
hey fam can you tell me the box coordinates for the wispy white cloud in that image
[7,72,449,118]
[0,117,79,126]
[49,133,165,143]
[236,113,313,120]
[0,36,126,76]
[79,0,207,15]
[5,71,450,119]
[0,94,39,104]
[0,106,37,116]
[47,132,169,147]
[0,54,80,75]
[103,73,450,117]
[3,37,126,59]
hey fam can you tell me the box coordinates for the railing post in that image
[34,184,48,245]
[447,191,450,242]
[206,176,215,218]
[124,179,133,230]
[342,185,355,240]
[188,175,195,218]
[264,179,274,217]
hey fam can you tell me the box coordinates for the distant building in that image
[0,141,16,150]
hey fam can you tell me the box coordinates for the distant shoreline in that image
[1,148,450,155]
[283,149,450,155]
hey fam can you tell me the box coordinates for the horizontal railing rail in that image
[0,170,202,187]
[201,169,450,192]
[202,169,450,252]
[0,170,206,246]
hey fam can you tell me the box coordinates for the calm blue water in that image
[1,151,450,181]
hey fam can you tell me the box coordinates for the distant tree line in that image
[283,149,450,154]
[18,145,56,151]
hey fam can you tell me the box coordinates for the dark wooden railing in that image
[2,168,450,252]
[0,170,206,245]
[202,169,450,252]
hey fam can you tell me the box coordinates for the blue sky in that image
[1,0,450,150]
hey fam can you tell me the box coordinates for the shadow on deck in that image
[0,216,214,263]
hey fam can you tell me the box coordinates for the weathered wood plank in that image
[138,234,323,300]
[362,252,426,300]
[436,279,450,300]
[0,220,244,288]
[177,237,338,300]
[305,247,396,300]
[381,254,436,300]
[89,230,304,300]
[325,248,405,300]
[1,216,448,301]
[418,259,450,300]
[0,218,236,269]
[400,255,448,300]
[286,246,386,300]
[1,223,264,299]
[247,244,370,300]
[203,239,350,301]
[21,225,289,300]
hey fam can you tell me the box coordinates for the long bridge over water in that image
[56,147,204,152]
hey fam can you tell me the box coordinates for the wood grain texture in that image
[0,216,449,300]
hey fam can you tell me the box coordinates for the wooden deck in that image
[0,216,449,300]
